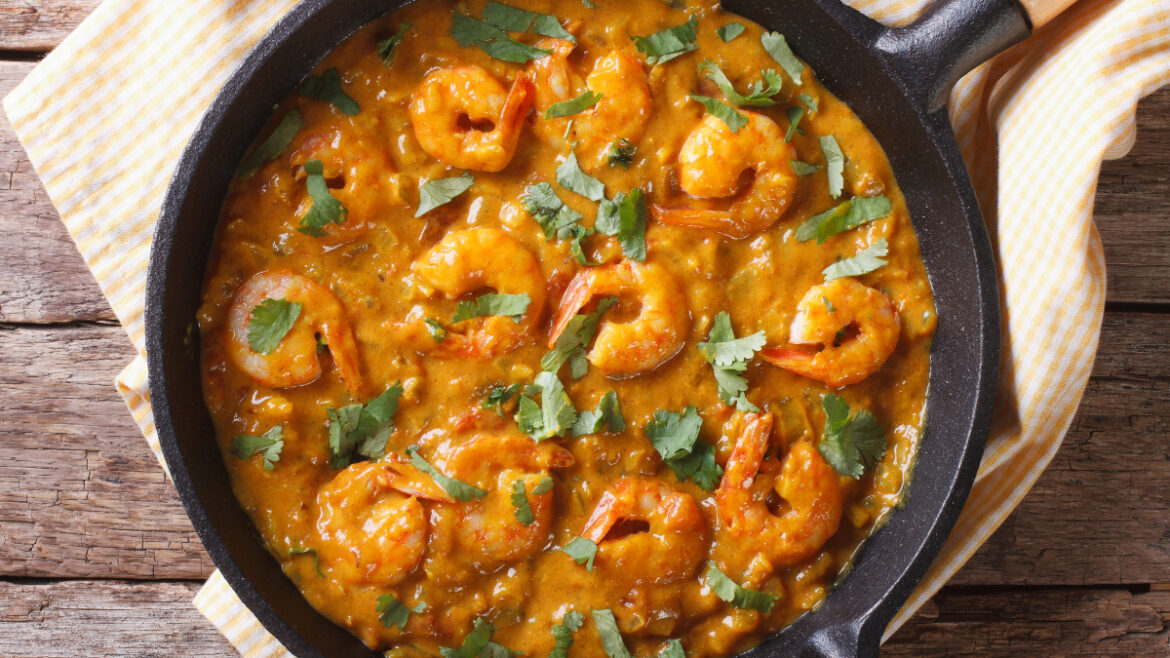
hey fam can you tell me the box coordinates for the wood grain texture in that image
[0,0,101,51]
[0,579,234,657]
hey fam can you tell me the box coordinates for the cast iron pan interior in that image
[147,0,1020,655]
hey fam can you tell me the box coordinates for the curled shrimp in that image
[581,477,707,584]
[650,112,798,239]
[548,261,689,376]
[716,413,844,578]
[761,278,900,387]
[408,65,534,172]
[426,432,574,574]
[314,458,451,585]
[226,270,363,392]
[398,227,546,359]
[529,39,652,168]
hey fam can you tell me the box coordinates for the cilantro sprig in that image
[298,68,359,115]
[823,238,889,281]
[298,159,347,237]
[595,188,647,262]
[376,22,413,66]
[543,296,616,379]
[645,406,723,491]
[761,32,805,84]
[818,394,887,478]
[562,536,598,571]
[440,618,519,658]
[451,292,531,323]
[717,22,745,42]
[705,561,779,612]
[631,16,699,65]
[482,1,575,41]
[546,90,603,119]
[416,172,474,217]
[246,298,301,354]
[690,94,746,132]
[571,391,626,437]
[406,447,487,502]
[238,110,303,180]
[482,383,521,416]
[376,594,425,630]
[785,106,804,143]
[592,608,632,658]
[549,610,585,658]
[795,195,892,244]
[557,148,606,201]
[606,138,636,169]
[327,383,404,468]
[523,182,585,240]
[231,426,284,470]
[511,475,554,525]
[515,371,578,440]
[820,135,845,199]
[450,11,553,63]
[700,60,783,107]
[697,311,766,412]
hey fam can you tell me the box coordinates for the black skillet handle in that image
[797,619,883,658]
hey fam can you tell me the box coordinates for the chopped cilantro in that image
[376,22,413,66]
[666,440,723,491]
[523,182,586,240]
[416,172,474,217]
[818,394,887,478]
[238,110,303,180]
[630,16,699,65]
[658,639,686,658]
[799,92,819,112]
[450,12,552,63]
[451,292,531,323]
[511,475,554,525]
[761,32,805,84]
[298,159,347,237]
[717,22,746,42]
[582,0,597,7]
[376,594,425,630]
[288,545,324,577]
[327,383,404,468]
[440,618,518,658]
[424,317,448,342]
[515,371,579,440]
[705,561,779,611]
[698,311,766,411]
[820,135,845,199]
[563,537,599,571]
[298,68,359,115]
[595,188,647,262]
[482,383,521,416]
[790,160,822,176]
[406,446,487,501]
[795,195,892,244]
[784,106,805,143]
[823,238,889,281]
[571,391,626,436]
[606,138,637,168]
[557,148,606,201]
[549,610,585,658]
[231,426,283,470]
[482,2,575,41]
[700,60,783,107]
[542,297,616,379]
[246,298,301,354]
[645,407,723,490]
[546,90,603,119]
[690,94,747,132]
[823,296,837,314]
[592,609,632,658]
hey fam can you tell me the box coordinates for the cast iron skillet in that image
[145,0,1069,655]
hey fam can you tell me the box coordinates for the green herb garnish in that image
[784,106,804,143]
[440,618,519,658]
[690,94,747,132]
[298,159,347,237]
[645,406,723,490]
[482,1,575,41]
[658,639,686,658]
[823,238,889,281]
[327,383,404,468]
[698,311,766,411]
[482,383,521,416]
[630,16,699,65]
[246,298,301,354]
[563,537,599,571]
[795,195,892,244]
[606,138,636,168]
[790,160,822,176]
[818,393,887,478]
[515,371,578,440]
[238,110,303,180]
[523,182,586,240]
[376,594,425,630]
[595,188,647,262]
[557,148,606,201]
[546,90,603,119]
[424,317,448,342]
[298,68,359,115]
[549,610,585,658]
[700,60,783,107]
[416,172,474,217]
[451,292,531,323]
[288,545,324,577]
[717,22,745,42]
[705,561,779,611]
[542,297,617,379]
[406,446,487,501]
[592,609,632,658]
[511,475,554,525]
[820,135,844,199]
[570,391,626,436]
[376,22,413,66]
[450,12,553,63]
[761,32,805,84]
[231,426,284,470]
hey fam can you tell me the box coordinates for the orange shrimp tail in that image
[649,204,752,239]
[500,72,536,140]
[580,489,620,543]
[547,270,594,348]
[761,345,865,388]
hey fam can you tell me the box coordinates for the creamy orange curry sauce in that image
[197,0,936,655]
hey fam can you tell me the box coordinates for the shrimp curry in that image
[197,0,937,655]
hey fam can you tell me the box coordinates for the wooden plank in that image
[886,587,1170,655]
[0,323,211,579]
[0,579,235,657]
[0,1,100,52]
[0,61,113,323]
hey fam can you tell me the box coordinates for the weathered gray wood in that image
[0,579,235,657]
[0,1,101,51]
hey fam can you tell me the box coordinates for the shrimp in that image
[529,39,652,169]
[408,65,534,172]
[716,413,844,580]
[761,278,900,387]
[650,112,799,239]
[226,270,363,392]
[314,458,451,585]
[547,261,689,376]
[399,227,546,359]
[580,478,707,584]
[425,432,574,574]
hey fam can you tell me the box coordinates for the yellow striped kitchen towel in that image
[5,0,1168,655]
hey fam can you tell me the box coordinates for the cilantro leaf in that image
[820,135,844,199]
[823,238,889,281]
[327,383,404,468]
[376,22,413,66]
[595,189,647,262]
[645,406,703,461]
[550,610,585,658]
[761,32,805,84]
[542,297,616,379]
[424,317,448,342]
[658,639,686,658]
[238,110,303,180]
[630,16,698,65]
[664,440,723,491]
[451,292,531,323]
[784,106,804,143]
[563,537,598,571]
[571,391,626,436]
[690,94,747,132]
[376,594,425,630]
[515,371,579,440]
[298,68,359,115]
[546,90,603,119]
[795,195,892,244]
[482,2,575,41]
[298,159,347,237]
[717,22,745,42]
[698,311,765,411]
[523,182,586,240]
[288,545,324,577]
[700,60,783,107]
[799,92,819,112]
[818,394,887,478]
[406,447,487,501]
[451,12,552,63]
[592,609,632,658]
[790,160,822,176]
[557,148,606,201]
[246,298,301,354]
[510,475,553,525]
[231,426,284,470]
[416,172,474,217]
[440,618,519,658]
[482,383,521,416]
[705,561,779,611]
[606,138,636,169]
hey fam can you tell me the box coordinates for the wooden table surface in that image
[1,2,1168,656]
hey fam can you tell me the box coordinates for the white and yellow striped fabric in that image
[5,0,1168,654]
